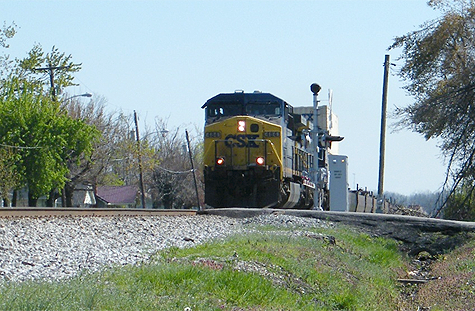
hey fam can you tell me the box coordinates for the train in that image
[202,85,346,210]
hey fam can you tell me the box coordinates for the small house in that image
[95,186,138,208]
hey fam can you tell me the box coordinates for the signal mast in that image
[310,83,324,210]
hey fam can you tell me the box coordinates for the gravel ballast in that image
[0,214,327,283]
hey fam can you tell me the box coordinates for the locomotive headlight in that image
[256,157,265,166]
[237,120,246,132]
[216,157,225,166]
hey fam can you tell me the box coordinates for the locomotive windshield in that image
[206,102,281,119]
[245,102,281,116]
[203,92,286,124]
[206,103,243,118]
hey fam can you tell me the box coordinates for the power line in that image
[155,166,193,175]
[0,143,41,149]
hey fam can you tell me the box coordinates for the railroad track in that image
[0,207,197,218]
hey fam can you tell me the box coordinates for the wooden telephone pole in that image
[134,111,146,208]
[186,130,201,211]
[377,54,390,213]
[34,63,79,101]
[35,63,80,207]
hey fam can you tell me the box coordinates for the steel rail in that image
[0,208,197,218]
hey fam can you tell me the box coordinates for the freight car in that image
[202,86,343,210]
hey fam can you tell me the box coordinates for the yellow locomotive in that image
[202,90,340,209]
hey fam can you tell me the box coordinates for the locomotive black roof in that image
[201,92,287,109]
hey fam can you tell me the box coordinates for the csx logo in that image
[225,134,259,148]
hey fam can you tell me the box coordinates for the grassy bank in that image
[3,221,474,310]
[2,225,472,310]
[413,238,475,310]
[0,223,411,310]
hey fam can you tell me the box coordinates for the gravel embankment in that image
[0,214,327,283]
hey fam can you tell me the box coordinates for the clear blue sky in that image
[3,0,445,195]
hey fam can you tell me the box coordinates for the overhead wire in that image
[155,166,193,175]
[0,143,41,149]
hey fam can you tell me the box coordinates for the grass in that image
[0,223,416,310]
[412,236,475,310]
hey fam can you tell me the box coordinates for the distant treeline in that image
[385,191,443,216]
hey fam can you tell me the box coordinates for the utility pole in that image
[377,54,390,213]
[186,130,201,211]
[35,63,79,207]
[34,63,79,101]
[134,111,146,209]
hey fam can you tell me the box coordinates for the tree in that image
[0,23,100,206]
[390,0,475,217]
[0,42,98,206]
[147,120,203,209]
[0,78,98,206]
[0,22,20,205]
[0,147,20,206]
[0,22,16,49]
[12,44,96,206]
[17,44,81,101]
[0,22,16,77]
[443,180,475,220]
[62,97,137,205]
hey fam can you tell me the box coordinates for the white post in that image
[310,83,322,210]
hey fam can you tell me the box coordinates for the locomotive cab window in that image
[206,103,243,118]
[208,107,224,117]
[245,102,281,117]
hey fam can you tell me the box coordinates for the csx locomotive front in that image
[202,91,316,209]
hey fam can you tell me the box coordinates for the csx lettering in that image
[225,134,259,148]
